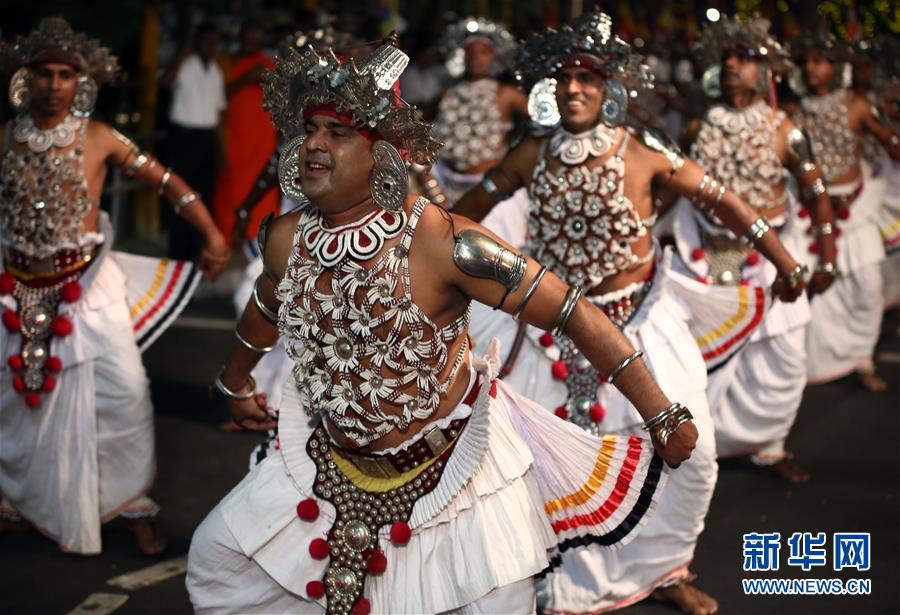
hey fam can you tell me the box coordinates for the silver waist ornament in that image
[0,114,95,258]
[795,89,858,181]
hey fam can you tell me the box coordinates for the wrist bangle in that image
[176,191,198,214]
[235,327,275,353]
[214,370,256,400]
[158,168,172,195]
[813,222,834,237]
[787,264,809,289]
[642,403,693,448]
[816,261,840,277]
[128,153,149,176]
[607,350,644,384]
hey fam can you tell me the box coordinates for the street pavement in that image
[1,297,898,615]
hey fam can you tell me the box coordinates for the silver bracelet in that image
[214,370,257,400]
[253,277,279,323]
[711,185,726,211]
[235,327,275,353]
[744,217,771,244]
[551,286,583,336]
[176,191,198,213]
[607,350,644,384]
[642,403,693,448]
[808,177,827,196]
[512,266,547,320]
[816,261,840,276]
[128,153,149,176]
[692,174,711,204]
[481,175,509,203]
[787,264,809,289]
[158,168,172,195]
[813,222,834,237]
[701,178,719,211]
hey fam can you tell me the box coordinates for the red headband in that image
[559,53,609,77]
[303,105,378,141]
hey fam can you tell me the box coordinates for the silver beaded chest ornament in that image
[433,79,511,171]
[795,89,858,181]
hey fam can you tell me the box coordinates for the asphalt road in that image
[2,300,898,615]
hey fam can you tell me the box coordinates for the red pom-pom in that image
[296,498,319,521]
[51,316,73,338]
[308,537,329,559]
[690,247,705,261]
[808,242,819,255]
[837,207,850,220]
[798,207,810,218]
[2,309,21,332]
[598,372,608,384]
[835,227,843,238]
[12,375,25,393]
[7,354,23,371]
[389,521,411,545]
[551,361,568,380]
[740,279,750,286]
[746,251,760,266]
[306,580,325,599]
[0,273,14,295]
[351,598,371,615]
[554,405,569,420]
[538,332,554,347]
[60,281,82,303]
[697,276,709,285]
[42,375,56,392]
[45,356,62,372]
[590,403,606,422]
[24,392,41,408]
[367,550,387,574]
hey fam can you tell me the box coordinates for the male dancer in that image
[791,30,900,391]
[187,34,699,613]
[456,12,807,614]
[428,17,527,206]
[0,18,229,555]
[672,16,837,482]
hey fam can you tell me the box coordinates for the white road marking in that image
[106,556,188,590]
[67,593,128,615]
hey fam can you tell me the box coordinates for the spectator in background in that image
[160,22,226,259]
[212,20,278,249]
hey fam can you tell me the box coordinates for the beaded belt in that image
[3,244,99,280]
[331,381,480,479]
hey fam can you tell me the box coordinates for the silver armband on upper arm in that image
[481,174,511,204]
[787,128,818,174]
[635,125,685,174]
[453,229,527,308]
[257,212,278,281]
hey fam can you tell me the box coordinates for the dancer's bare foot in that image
[857,370,887,392]
[128,518,167,556]
[759,458,811,484]
[652,581,718,615]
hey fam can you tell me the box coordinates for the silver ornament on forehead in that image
[528,78,561,127]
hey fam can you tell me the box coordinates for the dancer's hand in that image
[228,392,277,431]
[807,268,835,296]
[771,262,807,302]
[652,421,698,469]
[199,230,231,280]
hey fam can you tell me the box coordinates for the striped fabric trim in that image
[541,434,665,559]
[882,218,900,253]
[695,285,767,372]
[117,254,201,352]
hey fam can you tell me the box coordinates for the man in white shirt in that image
[161,22,226,259]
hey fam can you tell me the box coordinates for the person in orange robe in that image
[212,20,278,247]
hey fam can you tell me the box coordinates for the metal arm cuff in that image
[551,286,583,336]
[607,350,644,383]
[235,327,276,353]
[214,370,257,400]
[253,276,279,323]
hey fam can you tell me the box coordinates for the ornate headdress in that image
[439,17,517,78]
[287,27,361,55]
[788,28,850,64]
[514,12,652,128]
[262,33,440,166]
[693,16,790,98]
[2,17,119,116]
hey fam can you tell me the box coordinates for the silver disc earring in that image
[600,79,628,127]
[71,75,98,117]
[370,140,408,212]
[9,68,31,111]
[277,134,308,204]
